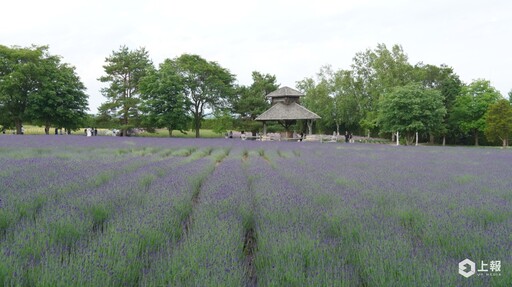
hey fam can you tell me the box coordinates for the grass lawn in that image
[4,125,223,138]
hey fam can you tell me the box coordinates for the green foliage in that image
[173,54,236,138]
[296,71,334,133]
[351,44,415,133]
[378,83,446,144]
[98,45,153,136]
[87,203,111,233]
[0,45,88,134]
[485,99,512,146]
[450,79,502,145]
[50,220,83,249]
[233,71,277,120]
[28,55,88,132]
[209,109,235,135]
[139,58,191,136]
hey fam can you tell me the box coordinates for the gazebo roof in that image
[255,102,321,121]
[265,86,304,98]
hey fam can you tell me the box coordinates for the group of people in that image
[85,127,98,137]
[1,126,24,134]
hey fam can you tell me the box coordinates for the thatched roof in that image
[265,86,304,98]
[255,102,321,121]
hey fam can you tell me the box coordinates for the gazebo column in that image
[263,121,267,135]
[307,120,313,135]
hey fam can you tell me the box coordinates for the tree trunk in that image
[335,123,340,137]
[474,131,479,146]
[442,136,446,146]
[45,123,50,135]
[406,134,415,146]
[194,117,200,138]
[15,120,22,135]
[168,128,173,137]
[429,133,434,145]
[503,139,507,147]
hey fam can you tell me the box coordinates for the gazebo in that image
[255,86,320,137]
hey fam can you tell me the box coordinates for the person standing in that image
[345,131,349,143]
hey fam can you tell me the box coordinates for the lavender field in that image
[0,135,511,286]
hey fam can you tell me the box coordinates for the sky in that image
[2,0,511,113]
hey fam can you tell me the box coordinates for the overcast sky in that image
[2,0,511,113]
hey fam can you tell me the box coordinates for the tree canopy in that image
[232,71,278,135]
[484,99,512,147]
[139,59,191,136]
[98,46,153,136]
[173,54,236,138]
[2,42,510,147]
[450,79,502,145]
[0,45,88,134]
[378,83,446,144]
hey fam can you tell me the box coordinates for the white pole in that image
[415,132,418,146]
[396,131,399,146]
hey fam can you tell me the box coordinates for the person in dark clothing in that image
[345,131,350,143]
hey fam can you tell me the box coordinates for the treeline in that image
[298,44,512,146]
[94,46,278,137]
[2,44,511,146]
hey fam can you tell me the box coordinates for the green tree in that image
[174,54,235,138]
[450,79,501,145]
[98,46,153,136]
[413,63,462,144]
[378,83,446,145]
[233,71,278,135]
[351,44,414,136]
[0,45,88,134]
[296,71,333,134]
[484,99,512,147]
[332,69,362,135]
[0,45,45,134]
[29,56,88,134]
[139,59,191,136]
[234,71,277,120]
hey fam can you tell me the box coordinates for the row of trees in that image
[297,44,512,146]
[97,46,279,137]
[2,43,511,146]
[0,45,88,134]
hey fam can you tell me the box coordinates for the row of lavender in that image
[1,136,511,286]
[267,144,512,286]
